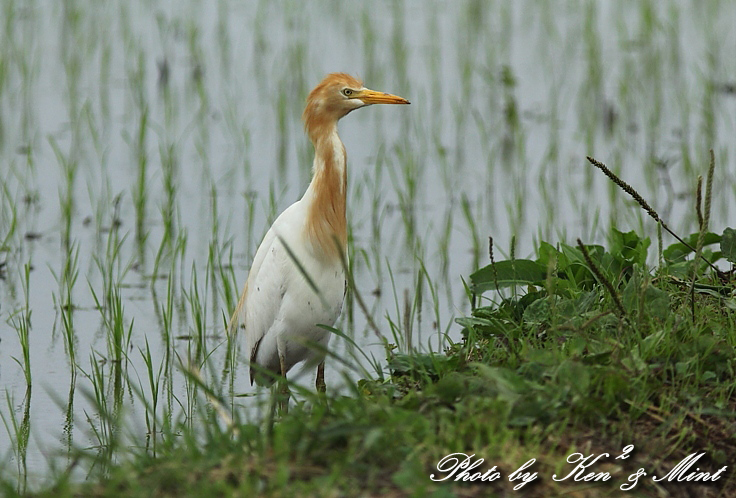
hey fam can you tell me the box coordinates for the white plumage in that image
[228,73,409,395]
[233,188,346,385]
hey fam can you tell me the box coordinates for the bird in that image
[227,73,409,404]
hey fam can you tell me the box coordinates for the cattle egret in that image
[228,73,409,404]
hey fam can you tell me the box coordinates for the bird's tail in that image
[226,281,248,337]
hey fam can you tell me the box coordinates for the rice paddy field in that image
[1,0,735,495]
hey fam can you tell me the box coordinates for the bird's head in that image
[303,73,409,141]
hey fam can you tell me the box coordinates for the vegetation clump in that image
[28,205,735,496]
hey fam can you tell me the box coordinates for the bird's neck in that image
[303,124,347,261]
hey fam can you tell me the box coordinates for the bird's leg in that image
[278,351,289,414]
[316,361,326,393]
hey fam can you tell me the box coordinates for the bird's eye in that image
[342,88,353,97]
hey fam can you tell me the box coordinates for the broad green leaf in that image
[694,288,723,298]
[470,259,548,293]
[537,241,571,271]
[560,242,612,283]
[663,232,722,262]
[664,261,691,279]
[610,228,650,267]
[644,286,670,320]
[721,227,736,263]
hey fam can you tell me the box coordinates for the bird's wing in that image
[227,224,281,342]
[227,204,304,383]
[226,224,277,336]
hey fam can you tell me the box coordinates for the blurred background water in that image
[0,0,734,486]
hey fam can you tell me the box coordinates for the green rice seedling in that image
[390,2,408,94]
[460,194,481,273]
[79,353,120,474]
[92,211,125,300]
[151,232,167,286]
[81,101,103,162]
[186,22,209,111]
[152,208,188,287]
[424,4,442,112]
[135,338,165,456]
[403,288,412,352]
[0,391,31,494]
[384,261,410,353]
[90,229,134,372]
[173,229,189,285]
[366,149,386,275]
[250,2,267,82]
[194,128,212,195]
[579,1,603,164]
[82,165,105,244]
[131,105,149,259]
[331,241,386,358]
[221,243,239,323]
[62,372,77,462]
[150,217,171,286]
[216,0,231,77]
[0,58,6,148]
[342,225,358,336]
[387,144,420,251]
[156,51,177,131]
[360,8,379,85]
[266,181,279,227]
[242,190,257,263]
[158,273,175,353]
[0,179,18,251]
[317,325,384,383]
[176,361,240,438]
[89,280,133,372]
[415,266,426,347]
[184,263,208,362]
[98,36,112,121]
[49,136,78,252]
[438,203,454,302]
[51,242,80,373]
[220,320,239,414]
[159,142,178,247]
[176,348,199,430]
[15,22,40,144]
[60,12,82,136]
[700,41,717,156]
[207,184,234,318]
[275,86,289,182]
[153,273,176,432]
[9,263,32,388]
[418,259,452,353]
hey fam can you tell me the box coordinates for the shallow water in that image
[0,0,735,487]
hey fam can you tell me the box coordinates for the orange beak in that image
[356,88,410,105]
